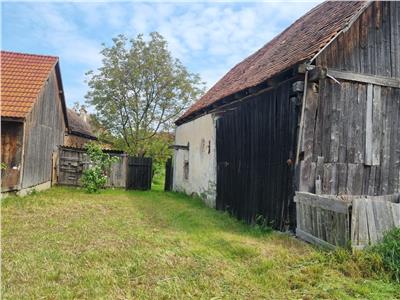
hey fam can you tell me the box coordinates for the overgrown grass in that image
[2,187,399,299]
[371,228,400,282]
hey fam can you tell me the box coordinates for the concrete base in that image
[17,181,51,196]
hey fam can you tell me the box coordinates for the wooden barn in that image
[173,0,400,244]
[1,51,68,195]
[64,108,97,148]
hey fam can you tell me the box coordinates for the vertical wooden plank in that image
[337,163,347,195]
[390,1,400,78]
[323,163,332,194]
[356,198,369,248]
[368,166,377,195]
[351,197,360,247]
[347,164,363,195]
[299,83,319,192]
[365,84,373,165]
[380,87,391,194]
[366,198,378,244]
[372,85,382,166]
[330,83,340,163]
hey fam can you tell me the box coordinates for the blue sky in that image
[2,1,320,109]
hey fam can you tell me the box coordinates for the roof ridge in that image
[1,50,59,60]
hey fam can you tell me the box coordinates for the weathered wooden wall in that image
[317,1,400,78]
[216,80,299,230]
[1,121,24,191]
[21,68,66,188]
[57,147,127,188]
[299,1,400,195]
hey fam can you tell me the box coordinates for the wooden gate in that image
[126,157,152,190]
[164,158,173,191]
[216,81,299,230]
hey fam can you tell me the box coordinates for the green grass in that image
[2,187,399,299]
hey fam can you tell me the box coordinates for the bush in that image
[372,227,400,282]
[81,143,119,193]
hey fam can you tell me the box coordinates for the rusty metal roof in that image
[1,51,59,118]
[177,1,368,124]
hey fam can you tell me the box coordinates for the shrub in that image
[81,143,119,193]
[372,227,400,282]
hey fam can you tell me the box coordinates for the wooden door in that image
[1,122,24,191]
[216,82,298,230]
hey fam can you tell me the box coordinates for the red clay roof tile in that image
[1,51,58,118]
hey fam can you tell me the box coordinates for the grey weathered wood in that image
[315,156,324,195]
[372,85,382,166]
[296,228,336,250]
[295,192,351,214]
[337,163,347,195]
[346,163,363,195]
[351,195,400,249]
[328,69,400,88]
[21,69,66,189]
[366,198,378,244]
[365,84,373,165]
[322,163,332,194]
[299,83,319,192]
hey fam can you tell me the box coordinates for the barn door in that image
[1,122,24,192]
[216,83,298,230]
[126,157,152,190]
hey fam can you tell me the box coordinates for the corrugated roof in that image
[67,108,96,139]
[177,1,369,124]
[1,51,59,118]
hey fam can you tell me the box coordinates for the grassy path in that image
[2,187,399,299]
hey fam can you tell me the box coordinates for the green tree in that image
[85,32,204,157]
[81,143,119,193]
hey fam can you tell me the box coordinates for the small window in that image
[183,160,189,180]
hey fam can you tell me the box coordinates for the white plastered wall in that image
[173,113,217,207]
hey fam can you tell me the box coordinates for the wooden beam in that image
[296,228,336,250]
[328,69,400,88]
[294,192,351,214]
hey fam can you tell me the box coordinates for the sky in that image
[2,1,321,109]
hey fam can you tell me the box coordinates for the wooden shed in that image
[173,1,400,239]
[1,51,68,194]
[64,108,97,148]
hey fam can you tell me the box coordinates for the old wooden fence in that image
[295,192,400,249]
[57,146,152,190]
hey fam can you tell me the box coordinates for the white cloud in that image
[4,1,322,105]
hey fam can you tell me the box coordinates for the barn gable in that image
[0,51,68,125]
[1,51,69,192]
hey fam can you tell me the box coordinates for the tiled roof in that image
[1,51,59,118]
[177,1,369,124]
[67,108,96,139]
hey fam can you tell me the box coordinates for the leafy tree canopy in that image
[85,32,204,157]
